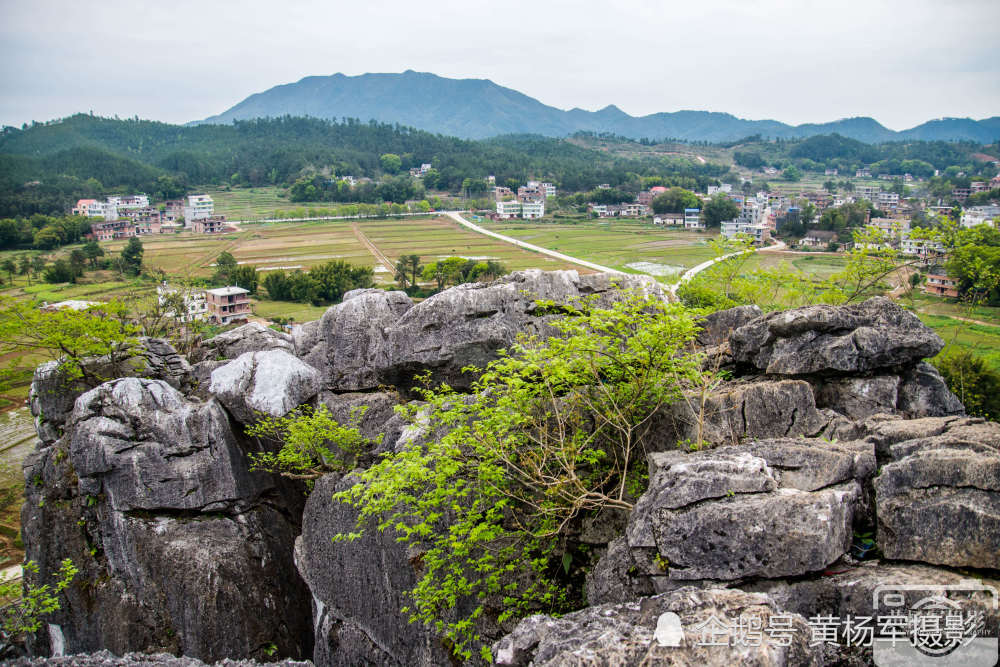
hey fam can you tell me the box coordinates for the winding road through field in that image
[444,210,786,298]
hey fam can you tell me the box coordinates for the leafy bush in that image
[0,559,78,656]
[246,405,378,480]
[933,348,1000,419]
[334,291,711,658]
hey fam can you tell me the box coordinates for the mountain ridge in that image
[195,70,1000,144]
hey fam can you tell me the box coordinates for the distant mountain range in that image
[196,71,1000,144]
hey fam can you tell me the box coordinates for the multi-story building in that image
[855,168,872,178]
[877,192,900,210]
[90,220,136,241]
[521,200,545,219]
[825,168,838,176]
[652,213,684,225]
[900,233,945,258]
[517,183,544,202]
[961,205,1000,228]
[855,185,880,203]
[971,181,990,193]
[541,182,557,198]
[205,286,251,325]
[923,273,959,298]
[157,283,208,322]
[194,216,227,233]
[951,188,971,201]
[493,186,514,201]
[684,208,704,230]
[495,200,522,219]
[622,202,648,217]
[800,230,838,248]
[707,183,733,196]
[184,194,214,224]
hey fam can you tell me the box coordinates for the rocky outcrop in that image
[607,441,867,591]
[6,651,312,667]
[21,272,1000,667]
[377,270,665,390]
[730,297,944,375]
[651,379,826,448]
[22,378,312,661]
[298,289,412,391]
[294,474,453,667]
[873,417,1000,569]
[190,322,293,363]
[209,350,322,424]
[494,588,822,666]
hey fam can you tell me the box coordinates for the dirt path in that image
[350,222,394,270]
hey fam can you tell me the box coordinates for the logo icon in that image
[654,612,684,647]
[872,579,998,666]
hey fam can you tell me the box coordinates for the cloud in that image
[1,0,997,130]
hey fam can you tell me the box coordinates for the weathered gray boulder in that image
[896,361,965,417]
[747,560,1000,642]
[731,297,944,375]
[5,649,313,666]
[294,474,454,667]
[191,322,294,363]
[377,269,665,390]
[696,305,763,347]
[298,289,413,391]
[29,339,194,445]
[874,418,1000,569]
[814,375,900,420]
[494,588,822,666]
[209,350,322,424]
[651,379,825,449]
[136,337,192,391]
[21,378,312,661]
[588,438,870,601]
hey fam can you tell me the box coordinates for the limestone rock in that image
[494,588,822,666]
[615,439,869,591]
[377,269,665,390]
[22,378,312,661]
[814,375,900,420]
[896,361,965,417]
[135,337,192,391]
[191,322,294,363]
[874,420,1000,569]
[298,289,412,391]
[748,560,1000,645]
[210,350,322,424]
[295,474,453,667]
[696,305,763,347]
[651,379,825,449]
[730,297,944,375]
[318,391,404,459]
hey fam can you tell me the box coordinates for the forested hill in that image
[0,114,730,216]
[195,70,1000,143]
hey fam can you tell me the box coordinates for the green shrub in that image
[334,290,712,658]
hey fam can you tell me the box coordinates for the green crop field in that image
[482,219,719,277]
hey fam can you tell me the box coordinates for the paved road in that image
[446,210,791,299]
[444,211,622,274]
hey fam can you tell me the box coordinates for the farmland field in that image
[481,219,719,276]
[98,216,590,285]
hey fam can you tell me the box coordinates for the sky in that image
[1,0,998,131]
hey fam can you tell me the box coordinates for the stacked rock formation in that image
[20,271,998,666]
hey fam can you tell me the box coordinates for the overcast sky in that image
[1,0,997,131]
